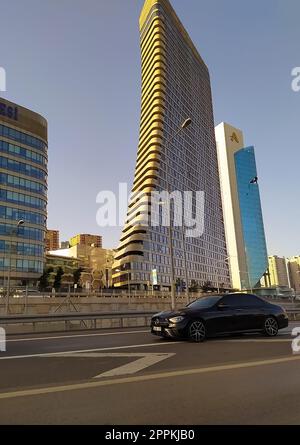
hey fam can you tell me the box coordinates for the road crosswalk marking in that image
[0,354,300,400]
[52,351,175,378]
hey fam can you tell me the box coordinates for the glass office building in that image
[0,97,47,286]
[113,0,230,290]
[215,122,268,290]
[235,146,268,288]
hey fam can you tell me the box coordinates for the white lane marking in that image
[53,352,175,378]
[0,332,294,360]
[218,338,291,343]
[1,354,300,400]
[0,341,183,361]
[95,353,174,378]
[2,323,296,343]
[4,330,149,343]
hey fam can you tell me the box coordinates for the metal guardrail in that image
[0,310,158,330]
[0,307,299,327]
[0,311,157,323]
[286,308,300,321]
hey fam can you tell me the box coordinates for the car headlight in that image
[169,316,185,323]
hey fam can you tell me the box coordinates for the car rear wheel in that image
[264,317,278,337]
[188,320,206,342]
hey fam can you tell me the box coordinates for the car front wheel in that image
[188,320,206,342]
[264,317,278,337]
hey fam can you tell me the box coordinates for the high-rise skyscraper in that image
[0,97,47,286]
[113,0,230,291]
[215,122,268,290]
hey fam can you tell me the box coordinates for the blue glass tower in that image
[234,146,268,288]
[0,98,47,287]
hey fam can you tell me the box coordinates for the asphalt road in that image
[0,322,299,424]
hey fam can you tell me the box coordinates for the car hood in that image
[153,307,202,318]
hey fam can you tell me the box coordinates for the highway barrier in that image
[0,307,299,335]
[0,310,157,334]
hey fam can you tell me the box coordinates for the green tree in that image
[53,267,64,290]
[175,278,185,291]
[219,282,226,292]
[38,267,53,291]
[190,280,199,293]
[202,280,213,293]
[73,267,83,287]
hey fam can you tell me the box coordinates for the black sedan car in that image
[151,293,289,342]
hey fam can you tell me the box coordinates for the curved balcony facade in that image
[113,0,230,291]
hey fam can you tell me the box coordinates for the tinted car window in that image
[220,294,263,308]
[220,295,242,307]
[187,296,222,309]
[238,294,264,307]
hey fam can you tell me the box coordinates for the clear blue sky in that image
[1,0,299,256]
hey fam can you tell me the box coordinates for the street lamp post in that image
[245,178,260,293]
[127,271,130,300]
[284,257,292,289]
[214,266,220,294]
[181,225,189,304]
[244,247,253,293]
[294,270,300,301]
[6,219,25,314]
[163,118,192,310]
[214,257,230,294]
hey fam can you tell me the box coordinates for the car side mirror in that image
[218,303,229,310]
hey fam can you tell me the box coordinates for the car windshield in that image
[187,296,222,309]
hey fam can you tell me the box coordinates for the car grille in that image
[152,317,169,327]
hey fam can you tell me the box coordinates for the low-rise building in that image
[45,253,81,288]
[49,245,115,290]
[267,256,290,287]
[45,230,59,251]
[69,233,102,248]
[288,256,300,294]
